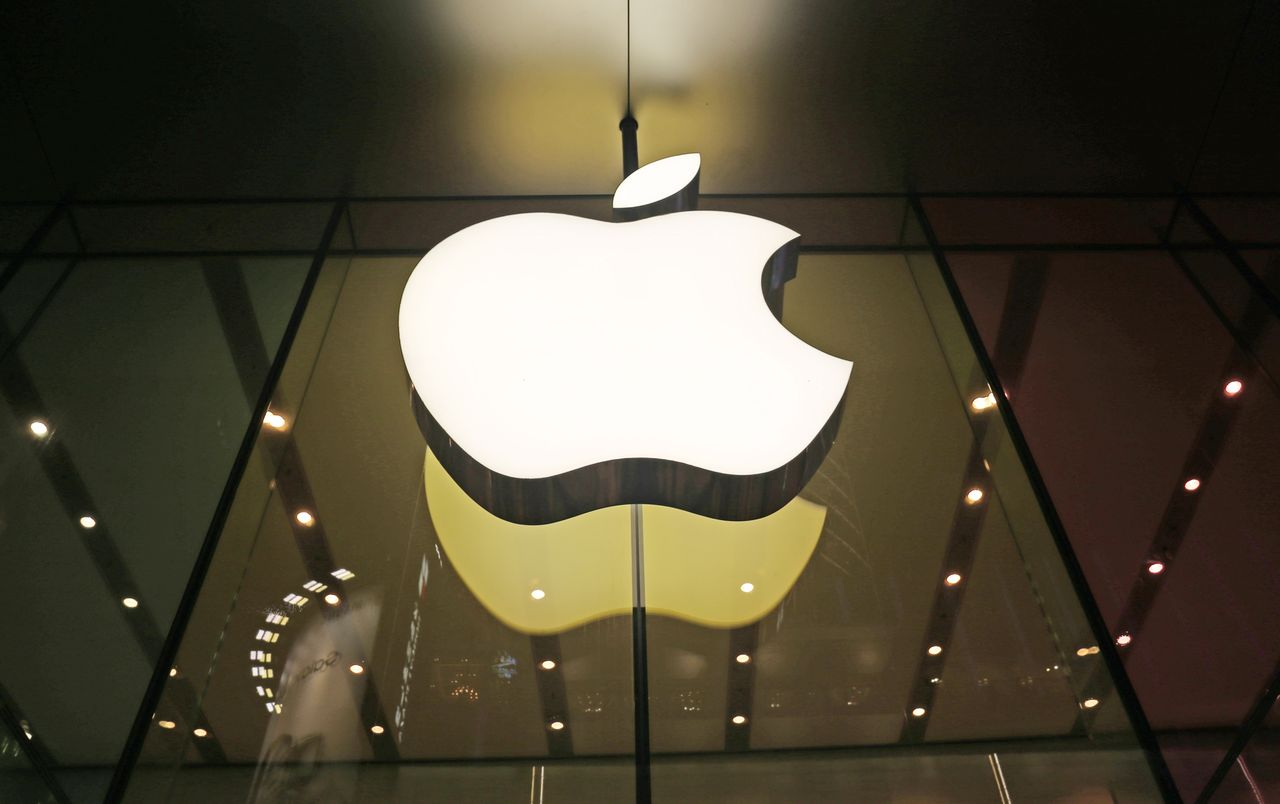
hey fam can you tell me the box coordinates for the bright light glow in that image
[530,588,546,600]
[169,667,178,677]
[157,720,176,730]
[929,677,940,684]
[549,720,565,731]
[911,707,927,717]
[965,488,984,504]
[303,580,328,592]
[970,393,997,412]
[927,645,943,656]
[28,420,49,437]
[295,510,315,526]
[1147,561,1165,575]
[122,597,139,609]
[735,653,751,664]
[193,727,208,738]
[1076,647,1091,657]
[324,593,341,605]
[399,208,852,481]
[612,153,701,210]
[731,715,747,725]
[349,664,364,675]
[540,660,557,670]
[740,582,755,593]
[332,568,356,580]
[1082,698,1100,709]
[1224,379,1244,397]
[371,725,385,735]
[79,515,97,529]
[1116,633,1132,647]
[1183,478,1201,492]
[945,573,962,586]
[263,410,287,430]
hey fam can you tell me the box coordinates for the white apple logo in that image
[399,153,852,524]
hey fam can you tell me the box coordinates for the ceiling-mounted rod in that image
[620,115,639,177]
[620,0,637,177]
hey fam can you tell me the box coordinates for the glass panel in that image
[1195,198,1280,244]
[0,720,58,804]
[703,197,917,248]
[0,259,73,355]
[643,252,1160,799]
[920,198,1174,245]
[131,257,635,801]
[946,249,1280,800]
[0,256,309,802]
[0,205,54,252]
[348,199,609,252]
[44,203,334,253]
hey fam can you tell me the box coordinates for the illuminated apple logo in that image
[399,154,852,524]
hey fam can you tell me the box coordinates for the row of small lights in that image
[1103,378,1244,650]
[967,378,1247,713]
[271,412,396,735]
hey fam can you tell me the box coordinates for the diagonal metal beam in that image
[199,255,399,761]
[105,201,349,802]
[899,256,1048,742]
[909,195,1181,802]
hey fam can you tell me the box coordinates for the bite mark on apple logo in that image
[400,154,853,524]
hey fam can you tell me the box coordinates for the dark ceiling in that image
[2,0,1279,200]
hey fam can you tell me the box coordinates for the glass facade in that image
[1,195,1277,803]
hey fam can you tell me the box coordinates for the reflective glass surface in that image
[947,249,1280,800]
[0,255,310,802]
[125,248,1161,801]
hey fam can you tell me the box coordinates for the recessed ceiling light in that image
[1147,561,1165,575]
[324,593,340,605]
[735,653,751,664]
[927,645,943,656]
[1082,698,1099,709]
[1224,379,1243,397]
[530,588,546,600]
[731,715,747,725]
[263,410,288,430]
[295,510,315,526]
[549,720,565,731]
[1183,478,1201,492]
[122,597,139,609]
[29,420,49,438]
[1116,633,1132,647]
[912,707,927,717]
[193,727,208,738]
[169,667,178,677]
[79,515,97,529]
[540,659,557,670]
[944,573,962,586]
[965,488,984,504]
[157,720,176,730]
[371,725,385,734]
[739,582,754,593]
[349,664,364,675]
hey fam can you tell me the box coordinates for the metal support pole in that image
[630,503,651,803]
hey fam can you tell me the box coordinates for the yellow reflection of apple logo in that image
[424,449,824,633]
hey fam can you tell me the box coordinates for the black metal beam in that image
[104,201,349,802]
[909,195,1182,803]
